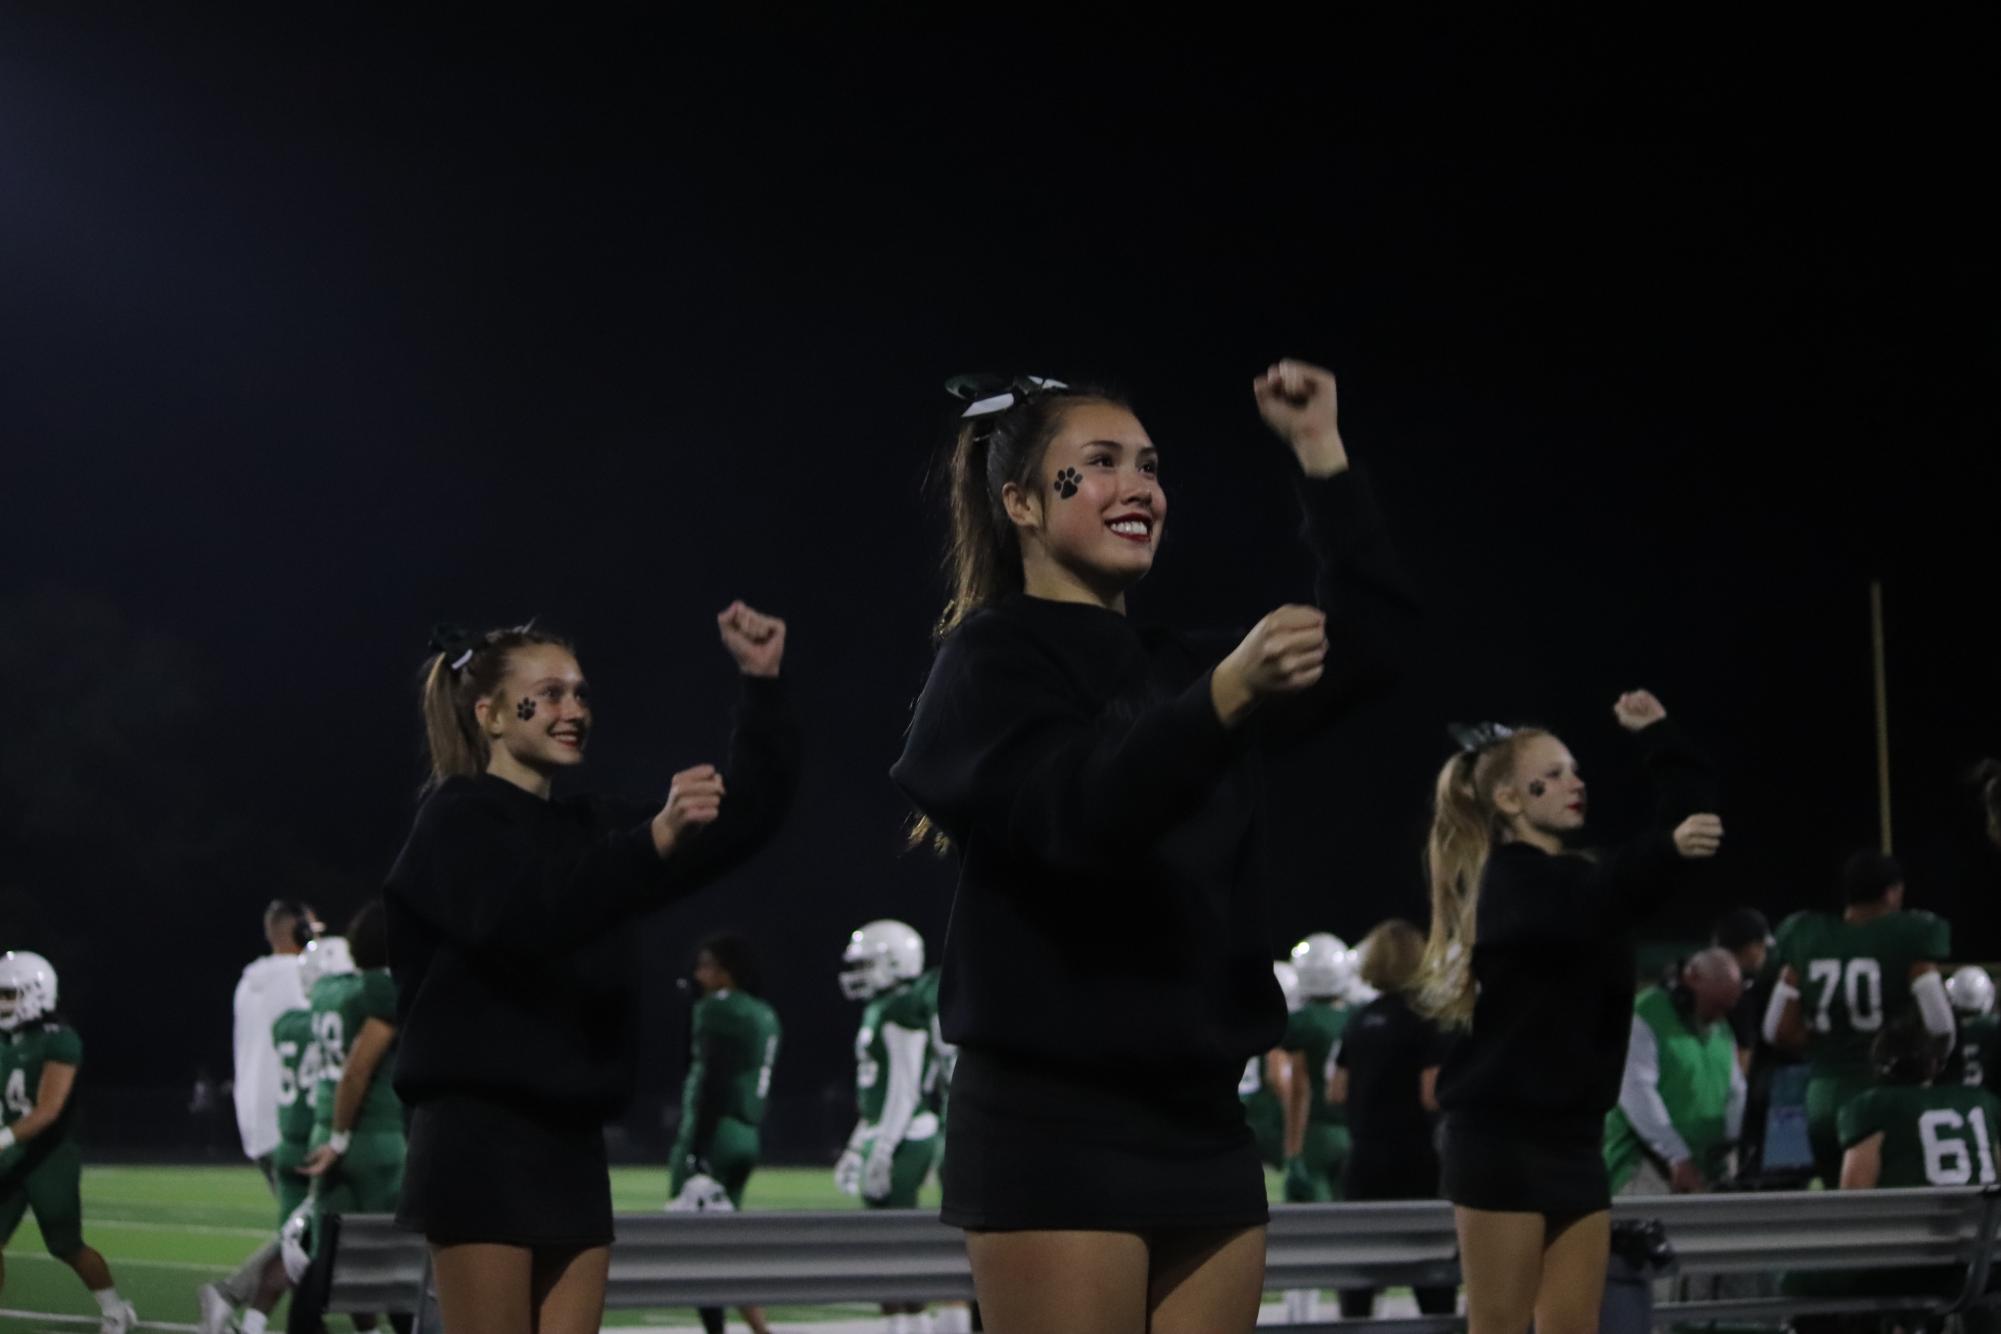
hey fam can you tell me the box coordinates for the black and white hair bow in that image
[944,373,1070,420]
[1446,721,1516,756]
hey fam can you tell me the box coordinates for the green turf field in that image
[1,1164,1301,1331]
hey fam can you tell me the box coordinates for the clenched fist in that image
[1212,605,1329,724]
[653,764,725,857]
[718,600,786,678]
[1613,690,1668,733]
[1673,814,1725,860]
[1253,359,1348,478]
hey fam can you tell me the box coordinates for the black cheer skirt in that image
[398,1094,613,1248]
[1439,1111,1610,1219]
[941,1048,1270,1233]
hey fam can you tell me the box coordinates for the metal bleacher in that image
[303,1187,2001,1332]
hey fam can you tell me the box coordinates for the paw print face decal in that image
[1054,467,1082,499]
[517,697,538,721]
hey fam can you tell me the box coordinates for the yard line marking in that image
[0,1308,199,1332]
[80,1217,269,1238]
[0,1252,227,1275]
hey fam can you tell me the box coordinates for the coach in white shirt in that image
[231,900,317,1173]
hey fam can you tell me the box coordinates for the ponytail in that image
[911,378,1125,853]
[417,623,573,796]
[1414,728,1547,1029]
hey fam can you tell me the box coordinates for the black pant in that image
[1340,1134,1455,1318]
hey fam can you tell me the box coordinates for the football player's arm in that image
[1839,1132,1884,1190]
[1763,965,1807,1051]
[1264,1047,1291,1107]
[833,1118,869,1195]
[861,1021,929,1202]
[1283,1051,1311,1159]
[301,1018,395,1176]
[1618,1017,1693,1171]
[0,1062,77,1149]
[1419,1066,1441,1114]
[1911,964,1957,1046]
[1328,1065,1350,1106]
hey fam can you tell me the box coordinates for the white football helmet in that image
[297,936,354,995]
[1273,961,1303,1015]
[1948,966,1996,1018]
[1341,947,1381,1004]
[1290,933,1353,1002]
[0,951,57,1031]
[840,920,924,1001]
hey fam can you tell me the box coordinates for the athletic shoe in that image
[99,1301,138,1334]
[197,1282,237,1334]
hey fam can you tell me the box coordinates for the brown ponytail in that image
[418,624,573,795]
[1414,729,1549,1029]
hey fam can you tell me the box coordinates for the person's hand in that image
[861,1145,895,1203]
[833,1148,863,1196]
[1613,690,1668,732]
[300,1141,343,1178]
[718,601,786,678]
[653,765,725,857]
[1253,359,1348,477]
[1673,814,1725,860]
[1214,606,1328,723]
[1669,1158,1704,1194]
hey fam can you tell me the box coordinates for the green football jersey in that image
[855,979,940,1128]
[681,988,782,1133]
[1840,1082,2001,1187]
[309,970,403,1138]
[1,1020,84,1146]
[913,967,955,1121]
[1775,910,1951,1082]
[271,1007,322,1148]
[1282,1001,1350,1129]
[1946,1013,2001,1092]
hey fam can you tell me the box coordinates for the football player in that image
[667,933,781,1334]
[1764,852,1955,1186]
[1240,962,1300,1171]
[299,904,405,1334]
[838,921,942,1334]
[0,951,137,1333]
[1944,966,2000,1093]
[1280,933,1356,1324]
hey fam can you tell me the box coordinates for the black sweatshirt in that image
[385,675,796,1120]
[890,467,1419,1089]
[1435,717,1715,1138]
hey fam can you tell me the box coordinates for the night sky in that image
[3,14,1994,1154]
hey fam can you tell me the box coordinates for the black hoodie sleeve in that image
[890,616,1237,877]
[1246,465,1422,747]
[391,675,796,960]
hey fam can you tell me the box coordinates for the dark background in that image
[2,13,1994,1158]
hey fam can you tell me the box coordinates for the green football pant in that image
[1806,1074,1871,1187]
[671,1116,762,1208]
[272,1140,312,1227]
[1284,1124,1351,1203]
[312,1132,407,1239]
[0,1136,84,1257]
[863,1135,939,1210]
